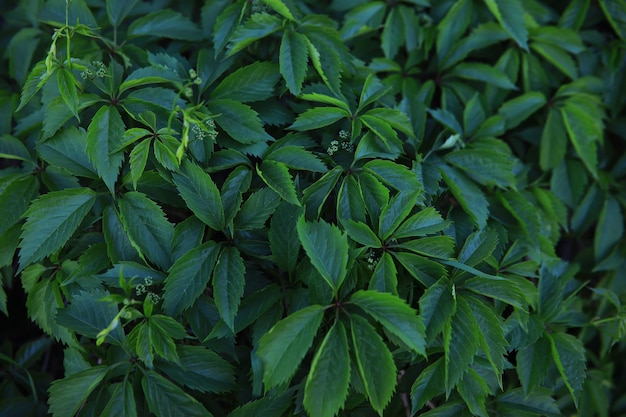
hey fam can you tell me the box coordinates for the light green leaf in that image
[280,30,308,95]
[227,13,283,56]
[498,92,546,129]
[419,278,456,342]
[350,290,426,356]
[289,107,349,131]
[142,370,214,417]
[449,62,517,90]
[86,105,125,193]
[211,61,279,102]
[257,160,301,206]
[547,332,586,407]
[213,247,245,331]
[119,192,174,271]
[128,9,203,40]
[18,188,96,270]
[265,145,327,173]
[208,99,273,144]
[173,160,224,231]
[163,241,220,316]
[297,217,349,292]
[483,0,529,50]
[258,305,325,389]
[350,314,396,414]
[304,321,350,417]
[234,187,281,230]
[48,366,108,417]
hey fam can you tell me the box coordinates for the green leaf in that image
[227,13,283,56]
[17,60,51,112]
[397,236,456,259]
[297,217,349,292]
[280,30,309,95]
[599,0,626,39]
[369,251,398,294]
[343,219,381,247]
[379,192,417,240]
[458,369,489,417]
[440,164,489,229]
[300,93,351,113]
[350,314,396,414]
[304,321,350,417]
[595,196,623,262]
[350,290,426,356]
[234,187,281,230]
[457,230,499,267]
[48,366,108,417]
[464,276,527,310]
[211,61,279,102]
[540,108,568,171]
[531,41,578,79]
[56,68,79,121]
[129,139,151,189]
[448,62,517,90]
[364,159,423,194]
[411,358,445,413]
[483,0,529,50]
[419,278,456,342]
[265,145,327,173]
[208,99,273,144]
[106,0,138,26]
[173,160,225,231]
[163,241,220,316]
[86,105,125,193]
[547,332,586,407]
[289,107,349,131]
[158,346,235,394]
[437,0,473,61]
[26,279,73,344]
[302,166,343,218]
[561,101,599,179]
[18,188,96,270]
[0,175,38,236]
[141,370,214,417]
[360,114,399,150]
[257,305,325,389]
[56,289,124,345]
[498,92,546,129]
[269,203,303,273]
[228,390,294,417]
[213,247,245,331]
[365,108,415,137]
[118,192,174,271]
[463,93,486,136]
[337,175,366,224]
[381,8,403,59]
[428,108,463,134]
[443,296,480,394]
[257,160,301,206]
[443,148,515,188]
[394,207,450,239]
[128,9,203,40]
[497,387,561,416]
[100,380,137,417]
[359,74,392,110]
[38,127,97,178]
[516,335,551,396]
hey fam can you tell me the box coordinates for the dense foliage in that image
[1,0,625,416]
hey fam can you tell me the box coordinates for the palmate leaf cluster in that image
[0,0,625,416]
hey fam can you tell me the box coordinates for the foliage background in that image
[1,0,625,416]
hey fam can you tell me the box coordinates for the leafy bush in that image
[1,0,625,416]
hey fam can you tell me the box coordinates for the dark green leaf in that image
[213,247,245,331]
[289,107,349,131]
[257,160,301,206]
[419,278,456,342]
[498,92,546,129]
[128,9,203,40]
[394,207,450,239]
[594,196,623,261]
[547,332,586,407]
[163,241,220,316]
[411,358,445,413]
[280,30,309,95]
[0,175,38,236]
[304,321,351,417]
[350,314,396,414]
[56,68,79,120]
[19,188,96,270]
[265,146,327,173]
[343,219,381,247]
[208,99,273,144]
[449,62,517,90]
[457,369,489,417]
[100,381,137,417]
[86,105,125,193]
[257,305,325,389]
[350,290,426,356]
[484,0,529,50]
[227,13,283,56]
[540,108,567,171]
[234,187,281,230]
[106,0,138,26]
[297,217,349,292]
[496,387,561,416]
[141,370,214,417]
[599,0,626,39]
[48,366,108,417]
[211,61,279,102]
